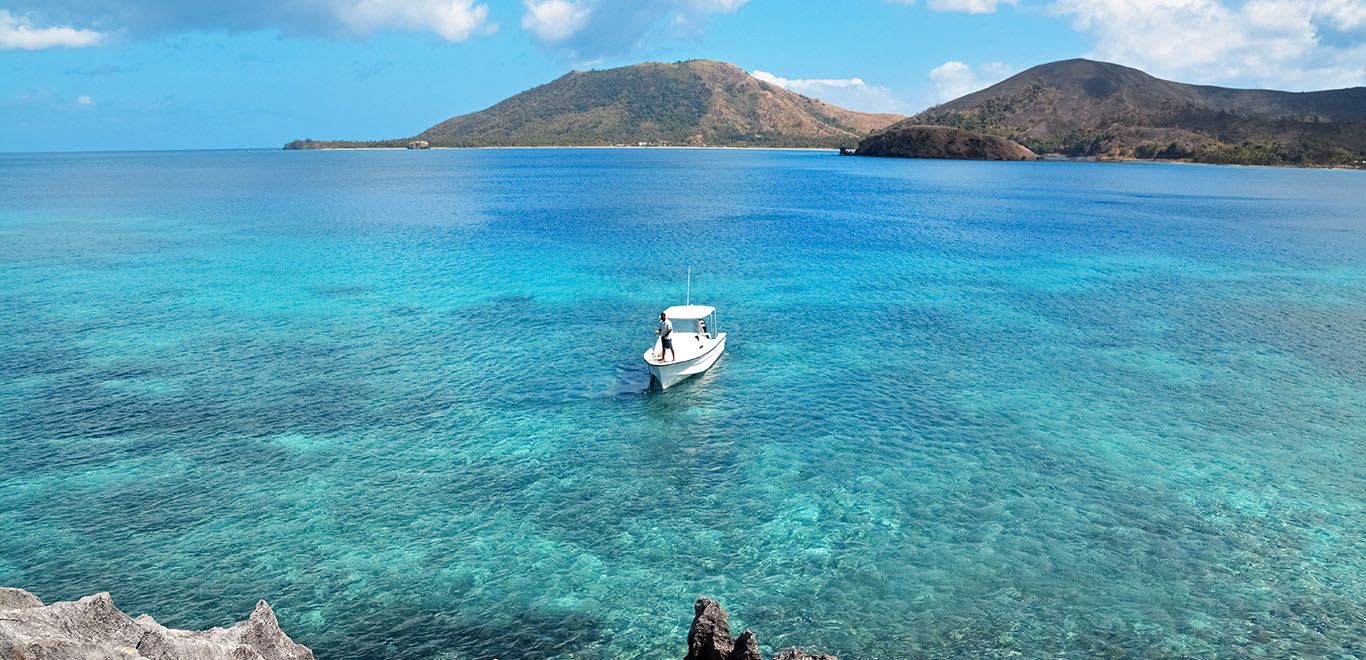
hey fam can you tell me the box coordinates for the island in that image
[285,60,903,150]
[855,124,1038,160]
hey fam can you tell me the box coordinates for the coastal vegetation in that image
[854,124,1037,160]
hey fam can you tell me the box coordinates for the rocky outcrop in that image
[0,587,43,610]
[855,124,1038,161]
[684,597,835,660]
[0,587,313,660]
[772,648,838,660]
[686,597,738,660]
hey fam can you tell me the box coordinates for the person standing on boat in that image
[657,312,675,363]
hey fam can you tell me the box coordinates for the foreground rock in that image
[685,597,836,660]
[0,587,312,660]
[855,124,1038,161]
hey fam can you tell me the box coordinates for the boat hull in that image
[645,333,726,389]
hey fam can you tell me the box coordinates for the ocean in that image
[1,148,1363,658]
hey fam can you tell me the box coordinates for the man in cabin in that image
[657,312,675,363]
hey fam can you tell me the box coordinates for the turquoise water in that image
[1,149,1363,658]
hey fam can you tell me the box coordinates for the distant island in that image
[286,60,902,150]
[899,58,1366,167]
[855,125,1038,161]
[287,58,1366,168]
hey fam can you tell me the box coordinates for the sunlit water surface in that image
[1,149,1363,658]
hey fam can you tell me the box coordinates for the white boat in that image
[643,304,727,389]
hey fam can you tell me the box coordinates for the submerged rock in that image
[0,587,313,660]
[684,596,837,660]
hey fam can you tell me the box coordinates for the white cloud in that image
[520,0,747,58]
[1315,0,1366,29]
[751,70,905,113]
[927,0,1016,12]
[522,0,591,43]
[885,0,1017,12]
[672,0,748,28]
[928,60,1013,102]
[76,95,93,105]
[1051,0,1366,90]
[4,0,743,50]
[337,0,493,41]
[0,1,496,43]
[0,9,103,50]
[690,0,748,10]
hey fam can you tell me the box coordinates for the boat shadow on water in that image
[607,360,725,403]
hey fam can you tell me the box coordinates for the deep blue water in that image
[1,149,1363,658]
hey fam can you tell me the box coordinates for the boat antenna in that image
[686,267,691,306]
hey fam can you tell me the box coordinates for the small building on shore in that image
[407,140,430,150]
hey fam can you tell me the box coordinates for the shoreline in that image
[288,145,839,152]
[0,589,835,660]
[283,145,1365,169]
[4,146,1358,171]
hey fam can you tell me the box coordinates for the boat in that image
[643,304,726,389]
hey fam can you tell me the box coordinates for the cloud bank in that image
[885,0,1017,13]
[519,0,747,60]
[1052,0,1366,90]
[521,0,590,43]
[0,9,104,49]
[928,60,1013,103]
[336,0,492,41]
[751,70,905,114]
[1,0,494,42]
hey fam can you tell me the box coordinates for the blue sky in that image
[3,0,1364,151]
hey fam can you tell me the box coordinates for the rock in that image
[773,648,839,660]
[730,630,762,660]
[0,592,146,659]
[686,597,734,660]
[855,124,1038,161]
[0,587,43,609]
[683,597,837,660]
[0,588,312,660]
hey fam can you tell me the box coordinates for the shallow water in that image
[1,149,1363,658]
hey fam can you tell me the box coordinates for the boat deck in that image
[644,333,720,365]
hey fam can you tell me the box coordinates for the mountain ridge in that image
[907,58,1366,166]
[287,60,902,150]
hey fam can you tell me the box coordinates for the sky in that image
[2,0,1364,151]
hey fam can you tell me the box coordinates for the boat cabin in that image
[646,304,721,366]
[663,305,716,338]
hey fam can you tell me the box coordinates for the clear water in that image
[1,149,1363,659]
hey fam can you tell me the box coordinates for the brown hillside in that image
[412,60,902,148]
[910,58,1366,166]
